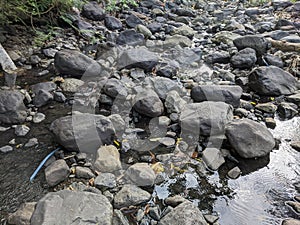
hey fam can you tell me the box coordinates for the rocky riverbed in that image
[0,0,300,224]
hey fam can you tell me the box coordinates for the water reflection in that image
[214,117,300,225]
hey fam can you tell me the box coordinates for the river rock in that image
[105,16,122,30]
[133,89,164,117]
[255,103,277,113]
[25,138,38,147]
[286,93,300,106]
[0,90,27,124]
[60,78,84,92]
[202,148,225,171]
[282,219,300,225]
[230,48,257,69]
[15,125,30,136]
[54,92,66,102]
[81,1,105,21]
[117,47,158,72]
[54,50,102,78]
[31,190,113,225]
[172,25,196,38]
[30,82,56,95]
[233,35,270,56]
[116,29,145,46]
[125,163,156,187]
[180,102,233,138]
[165,195,187,207]
[164,35,193,48]
[248,66,297,96]
[50,113,115,152]
[291,141,300,151]
[145,77,183,99]
[75,166,95,179]
[158,201,208,225]
[0,145,13,153]
[225,118,275,158]
[33,112,45,123]
[191,85,243,108]
[136,24,152,38]
[265,117,276,129]
[104,78,128,98]
[286,201,300,213]
[227,166,241,179]
[45,159,70,187]
[94,145,122,173]
[8,202,36,225]
[165,90,187,114]
[113,210,130,225]
[126,13,144,28]
[33,90,53,107]
[205,51,231,64]
[213,31,241,46]
[94,173,117,190]
[277,102,298,119]
[114,184,151,209]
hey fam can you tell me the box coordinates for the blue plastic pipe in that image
[29,147,60,183]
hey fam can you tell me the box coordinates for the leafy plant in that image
[0,0,84,26]
[34,27,60,47]
[106,0,138,12]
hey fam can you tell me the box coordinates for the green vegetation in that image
[0,0,84,26]
[105,0,138,12]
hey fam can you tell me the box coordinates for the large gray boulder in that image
[0,90,27,124]
[233,35,270,56]
[117,47,158,72]
[133,89,164,117]
[50,113,115,152]
[31,190,113,225]
[225,118,275,158]
[54,50,102,78]
[45,159,70,187]
[114,184,151,209]
[191,85,243,108]
[248,66,297,96]
[180,102,233,137]
[158,201,208,225]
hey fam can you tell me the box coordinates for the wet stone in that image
[164,195,187,207]
[15,125,30,136]
[286,201,300,213]
[290,141,300,152]
[265,117,276,129]
[0,145,13,153]
[33,112,45,123]
[159,137,175,147]
[227,166,241,179]
[25,138,38,147]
